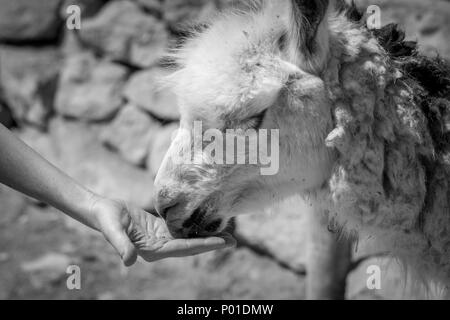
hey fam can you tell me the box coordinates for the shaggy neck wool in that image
[324,3,450,284]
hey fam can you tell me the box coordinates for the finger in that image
[158,236,233,258]
[138,234,237,262]
[217,233,237,247]
[138,238,222,262]
[102,224,138,267]
[122,237,138,267]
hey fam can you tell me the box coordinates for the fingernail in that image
[224,236,237,247]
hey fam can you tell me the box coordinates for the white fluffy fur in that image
[155,0,450,287]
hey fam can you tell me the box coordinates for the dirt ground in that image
[0,186,306,300]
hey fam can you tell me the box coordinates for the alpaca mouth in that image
[167,206,223,238]
[182,206,208,230]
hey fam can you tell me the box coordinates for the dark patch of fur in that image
[337,0,363,22]
[343,1,450,158]
[204,219,223,233]
[342,2,450,239]
[372,24,418,59]
[376,28,450,160]
[291,0,329,54]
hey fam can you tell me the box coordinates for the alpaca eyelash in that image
[245,109,267,129]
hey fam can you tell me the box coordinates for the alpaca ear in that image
[288,0,330,73]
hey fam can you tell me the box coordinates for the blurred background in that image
[0,0,449,300]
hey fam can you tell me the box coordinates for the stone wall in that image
[0,0,449,299]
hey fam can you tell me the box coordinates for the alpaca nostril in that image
[155,196,180,220]
[182,206,207,229]
[154,188,185,220]
[157,202,178,220]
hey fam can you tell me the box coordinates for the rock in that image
[60,0,109,20]
[100,104,161,166]
[0,46,62,77]
[49,117,155,208]
[135,0,162,12]
[19,205,60,228]
[78,0,168,68]
[235,197,310,273]
[55,52,128,121]
[61,27,87,56]
[162,0,217,31]
[136,248,305,299]
[59,242,77,255]
[0,46,61,128]
[198,248,305,299]
[123,68,180,120]
[0,252,10,263]
[21,253,73,288]
[24,75,59,129]
[97,291,117,300]
[147,123,179,177]
[21,253,72,273]
[0,185,27,226]
[0,0,63,43]
[17,127,59,164]
[6,76,55,129]
[14,127,60,206]
[0,98,14,128]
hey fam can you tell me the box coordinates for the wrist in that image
[64,186,103,232]
[83,191,103,231]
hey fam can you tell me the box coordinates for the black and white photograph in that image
[0,0,449,304]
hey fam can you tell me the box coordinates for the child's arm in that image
[0,123,99,230]
[0,124,234,265]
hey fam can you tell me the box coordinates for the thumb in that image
[118,230,138,267]
[103,225,138,267]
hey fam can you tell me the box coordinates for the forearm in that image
[0,124,100,230]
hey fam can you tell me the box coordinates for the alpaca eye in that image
[245,109,267,129]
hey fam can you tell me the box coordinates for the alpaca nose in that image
[154,189,183,220]
[155,202,176,220]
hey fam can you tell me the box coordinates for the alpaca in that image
[153,0,450,296]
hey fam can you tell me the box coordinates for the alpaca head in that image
[154,0,336,238]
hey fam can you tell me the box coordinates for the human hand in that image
[90,196,236,266]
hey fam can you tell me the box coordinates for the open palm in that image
[92,197,235,266]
